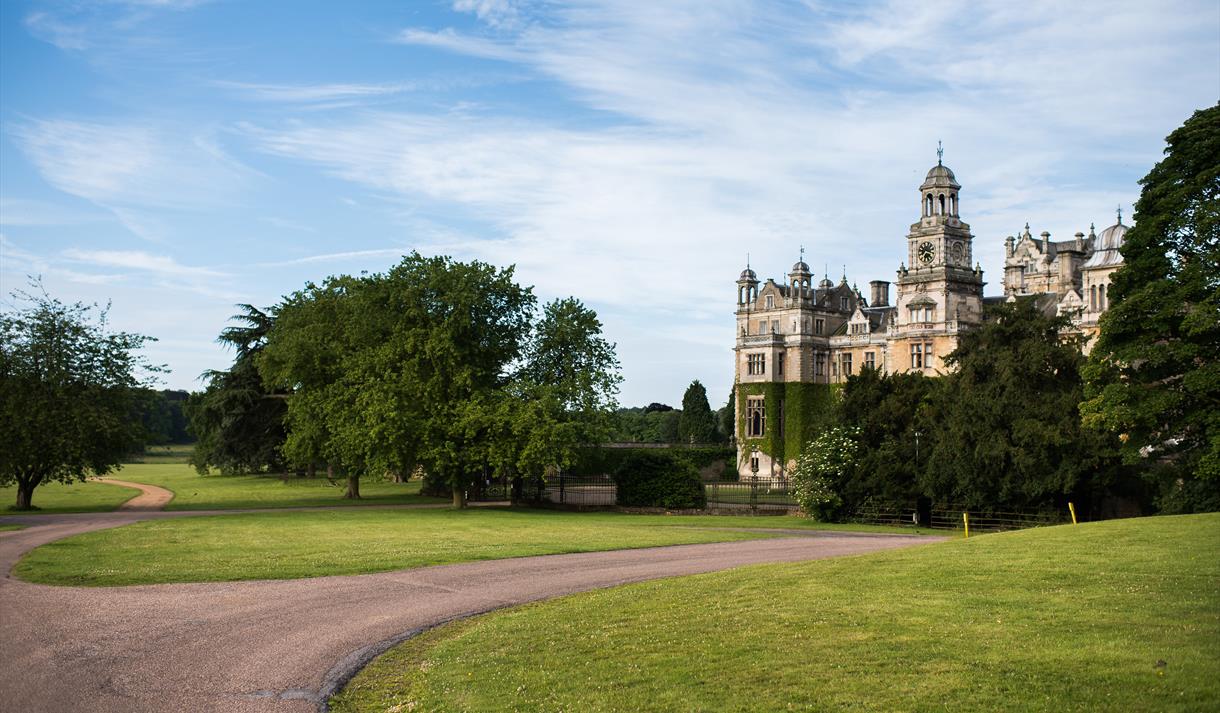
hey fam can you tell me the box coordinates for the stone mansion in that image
[733,153,1128,477]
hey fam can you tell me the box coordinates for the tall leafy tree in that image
[0,285,159,509]
[185,304,287,475]
[1082,104,1220,512]
[503,298,622,480]
[678,380,717,444]
[260,254,538,506]
[923,299,1120,510]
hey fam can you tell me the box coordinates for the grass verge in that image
[0,479,140,514]
[112,463,446,510]
[331,513,1220,713]
[0,524,25,532]
[16,508,834,586]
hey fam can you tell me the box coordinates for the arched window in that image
[950,193,957,215]
[1090,285,1097,310]
[1099,284,1106,310]
[925,194,933,216]
[938,194,946,215]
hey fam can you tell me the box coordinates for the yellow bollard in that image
[1068,502,1077,525]
[963,511,970,538]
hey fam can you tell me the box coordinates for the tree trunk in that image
[344,474,361,499]
[15,481,35,510]
[452,486,466,508]
[306,462,316,478]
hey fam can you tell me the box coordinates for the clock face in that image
[918,241,935,264]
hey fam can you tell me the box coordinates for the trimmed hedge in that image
[613,451,706,509]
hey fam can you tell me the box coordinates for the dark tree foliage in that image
[1082,103,1220,513]
[135,389,192,445]
[717,386,735,444]
[185,305,287,475]
[644,402,674,413]
[923,299,1121,510]
[611,407,682,443]
[835,369,935,508]
[678,380,718,444]
[0,286,158,509]
[613,451,705,509]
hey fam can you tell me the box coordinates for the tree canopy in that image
[0,285,159,508]
[923,299,1121,510]
[1082,103,1220,512]
[259,253,620,506]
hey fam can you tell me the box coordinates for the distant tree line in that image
[610,381,734,445]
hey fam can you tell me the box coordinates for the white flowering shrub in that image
[791,427,859,520]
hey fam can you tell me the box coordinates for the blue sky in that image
[2,0,1217,407]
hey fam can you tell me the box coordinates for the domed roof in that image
[791,260,811,274]
[920,162,961,190]
[1082,221,1127,270]
[1096,222,1127,250]
[739,266,758,281]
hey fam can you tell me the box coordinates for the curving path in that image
[0,511,945,713]
[97,478,176,510]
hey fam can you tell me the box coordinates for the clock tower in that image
[893,145,985,372]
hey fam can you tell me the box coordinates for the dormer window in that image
[765,295,774,309]
[840,296,849,310]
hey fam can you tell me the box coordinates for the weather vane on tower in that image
[937,140,943,166]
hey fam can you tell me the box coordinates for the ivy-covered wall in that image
[737,381,840,466]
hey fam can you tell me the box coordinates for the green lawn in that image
[112,463,446,510]
[0,524,25,532]
[332,513,1220,713]
[0,479,140,514]
[125,444,195,464]
[12,508,927,586]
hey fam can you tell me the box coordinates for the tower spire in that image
[1116,205,1123,225]
[936,140,943,166]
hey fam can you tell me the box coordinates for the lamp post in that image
[914,430,922,464]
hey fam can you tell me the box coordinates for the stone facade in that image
[732,157,1126,478]
[1002,210,1128,351]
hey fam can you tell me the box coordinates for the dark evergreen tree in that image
[923,299,1122,511]
[836,369,935,508]
[185,304,287,475]
[1082,103,1220,513]
[678,380,717,444]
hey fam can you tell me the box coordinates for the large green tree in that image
[1082,103,1220,512]
[261,254,618,507]
[185,304,287,475]
[0,286,158,509]
[678,380,717,444]
[498,298,622,485]
[923,299,1121,510]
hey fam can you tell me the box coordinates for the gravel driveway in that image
[0,509,944,712]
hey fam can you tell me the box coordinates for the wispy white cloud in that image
[212,80,417,103]
[395,28,527,63]
[62,248,226,278]
[261,247,410,267]
[11,119,255,240]
[0,198,109,227]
